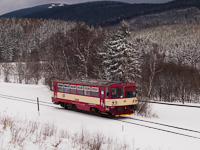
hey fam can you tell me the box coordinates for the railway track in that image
[0,93,56,108]
[113,117,200,140]
[0,93,200,140]
[138,100,200,108]
[125,117,200,134]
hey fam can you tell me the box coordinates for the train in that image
[51,79,138,117]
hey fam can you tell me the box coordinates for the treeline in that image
[133,24,200,103]
[0,18,107,84]
[0,18,75,62]
[131,7,200,29]
[0,18,199,103]
[150,63,200,103]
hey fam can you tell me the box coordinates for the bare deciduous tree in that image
[2,62,13,82]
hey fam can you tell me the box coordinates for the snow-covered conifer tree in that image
[101,20,141,82]
[100,33,116,80]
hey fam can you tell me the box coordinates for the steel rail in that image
[0,93,52,105]
[113,118,200,140]
[124,117,200,134]
[138,100,200,108]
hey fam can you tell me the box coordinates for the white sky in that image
[0,0,173,15]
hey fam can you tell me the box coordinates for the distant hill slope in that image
[0,3,67,18]
[1,0,200,26]
[130,7,200,29]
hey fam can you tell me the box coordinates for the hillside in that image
[0,4,67,18]
[1,0,200,26]
[130,7,200,29]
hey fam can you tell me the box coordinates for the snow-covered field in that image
[0,82,200,150]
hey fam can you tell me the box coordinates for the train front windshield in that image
[125,86,136,98]
[110,87,124,98]
[110,86,136,99]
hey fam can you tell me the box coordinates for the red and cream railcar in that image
[51,79,138,117]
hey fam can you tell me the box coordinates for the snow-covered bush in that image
[0,112,130,150]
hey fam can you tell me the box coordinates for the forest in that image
[0,17,200,103]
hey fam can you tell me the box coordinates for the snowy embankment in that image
[0,82,200,150]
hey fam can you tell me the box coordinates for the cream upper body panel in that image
[105,97,138,106]
[57,92,100,105]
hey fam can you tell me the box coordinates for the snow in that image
[0,82,200,150]
[48,3,64,9]
[59,3,64,7]
[48,4,56,9]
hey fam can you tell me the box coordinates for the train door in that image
[100,88,105,109]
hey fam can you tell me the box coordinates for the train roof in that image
[51,78,133,87]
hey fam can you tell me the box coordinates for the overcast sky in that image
[0,0,173,15]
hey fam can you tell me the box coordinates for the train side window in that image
[106,88,109,98]
[91,87,99,97]
[58,84,63,92]
[64,84,70,93]
[77,86,83,95]
[70,85,76,94]
[84,86,91,96]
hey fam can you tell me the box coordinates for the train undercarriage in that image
[56,101,137,117]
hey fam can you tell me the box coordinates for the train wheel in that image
[72,104,78,111]
[64,103,69,109]
[65,103,73,110]
[90,108,99,116]
[60,102,64,108]
[105,113,113,118]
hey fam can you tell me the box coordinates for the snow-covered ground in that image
[0,82,200,150]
